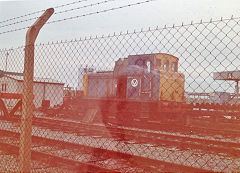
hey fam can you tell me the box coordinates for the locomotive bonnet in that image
[83,53,185,102]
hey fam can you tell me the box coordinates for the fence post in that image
[19,8,54,173]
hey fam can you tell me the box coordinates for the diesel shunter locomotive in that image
[83,53,185,102]
[75,53,185,123]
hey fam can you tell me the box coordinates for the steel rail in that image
[5,116,239,158]
[0,129,206,172]
[2,116,240,149]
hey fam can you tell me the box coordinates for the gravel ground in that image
[0,149,74,173]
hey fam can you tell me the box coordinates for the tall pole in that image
[19,8,54,173]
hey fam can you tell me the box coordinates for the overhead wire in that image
[49,0,156,24]
[0,0,118,29]
[55,0,117,15]
[0,0,90,25]
[0,0,157,35]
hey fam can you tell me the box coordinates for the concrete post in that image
[19,8,54,173]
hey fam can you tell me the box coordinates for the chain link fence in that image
[0,16,240,172]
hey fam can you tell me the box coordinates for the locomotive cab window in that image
[172,62,178,72]
[135,59,145,68]
[164,60,169,71]
[146,61,151,72]
[1,84,6,92]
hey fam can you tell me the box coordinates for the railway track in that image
[0,129,132,172]
[0,115,240,172]
[34,117,240,158]
[0,128,204,172]
[43,106,240,137]
[2,115,240,151]
[0,130,110,173]
[38,112,240,140]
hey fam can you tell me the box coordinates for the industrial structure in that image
[213,70,240,98]
[0,70,64,108]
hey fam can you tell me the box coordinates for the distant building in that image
[0,71,64,108]
[213,70,240,98]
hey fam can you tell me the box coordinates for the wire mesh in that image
[0,16,240,172]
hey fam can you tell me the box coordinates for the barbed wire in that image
[0,10,45,25]
[53,0,89,9]
[55,0,117,15]
[45,15,239,44]
[0,0,157,35]
[0,0,118,29]
[49,0,157,24]
[1,15,238,50]
[0,0,90,25]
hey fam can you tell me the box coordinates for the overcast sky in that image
[0,0,240,92]
[0,0,240,49]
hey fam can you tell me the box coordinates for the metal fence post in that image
[19,8,54,173]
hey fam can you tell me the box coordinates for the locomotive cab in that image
[126,54,157,100]
[154,54,185,102]
[115,53,185,102]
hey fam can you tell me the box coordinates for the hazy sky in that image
[0,0,239,92]
[0,0,240,48]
